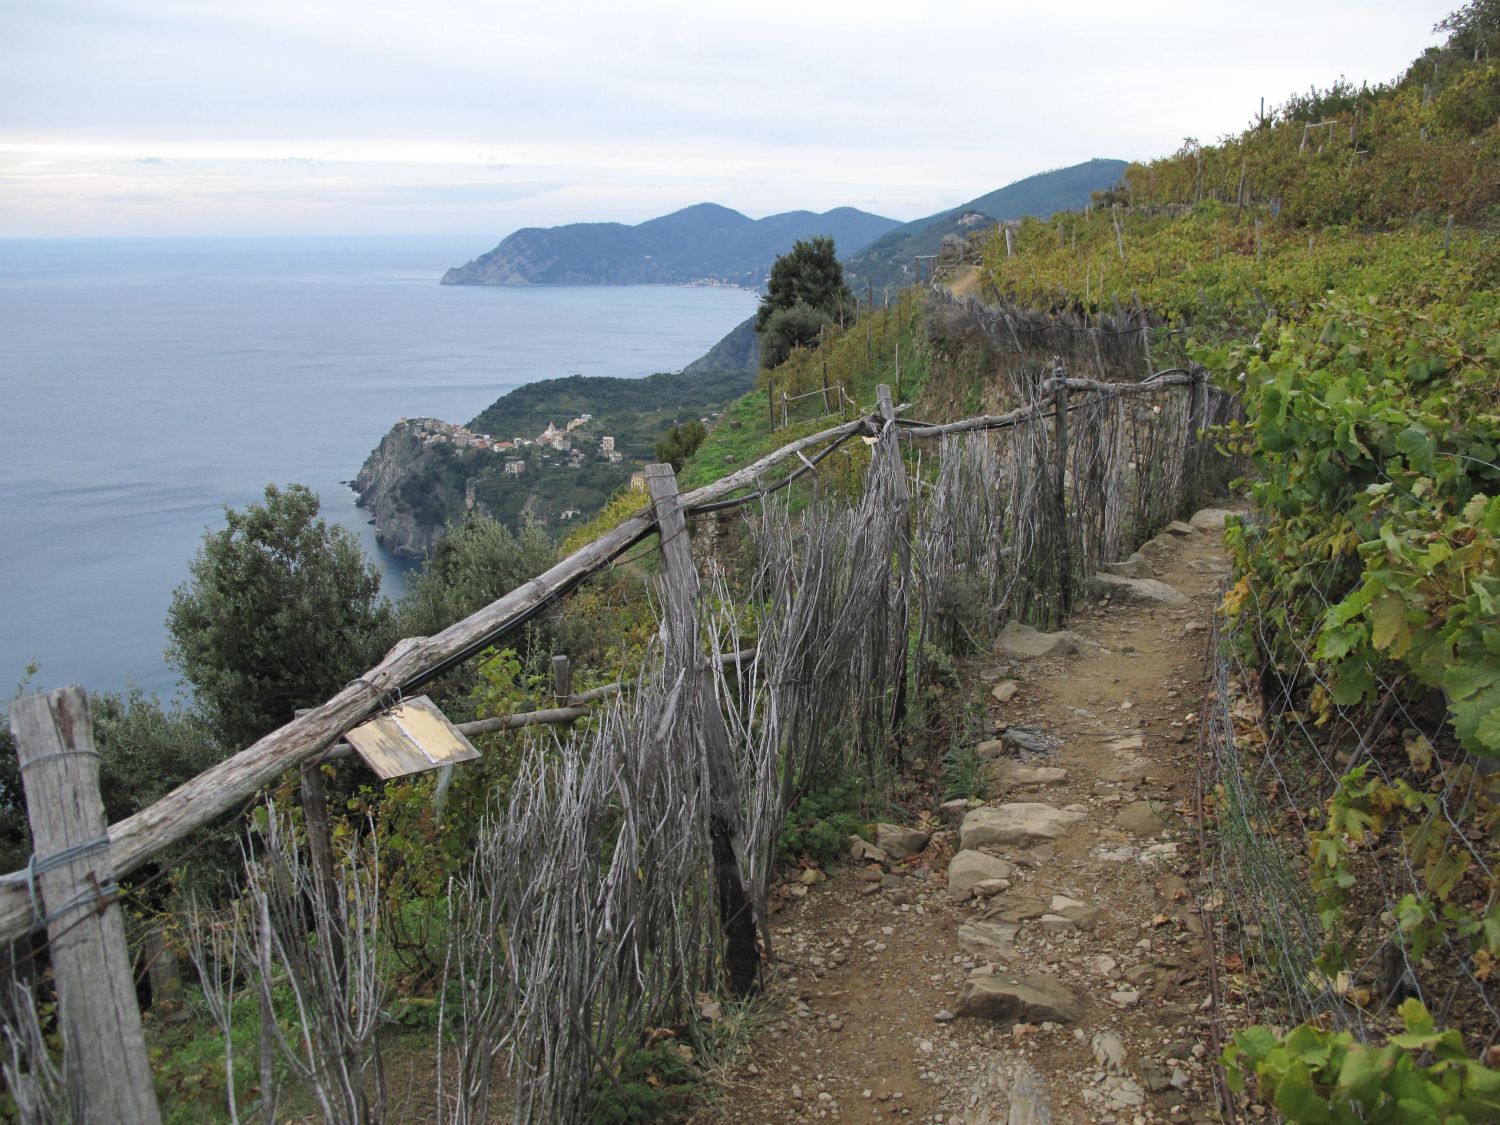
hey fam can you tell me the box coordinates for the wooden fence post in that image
[293,708,345,984]
[1051,362,1073,620]
[551,654,573,706]
[1188,368,1206,447]
[9,685,163,1124]
[875,385,912,733]
[644,464,760,997]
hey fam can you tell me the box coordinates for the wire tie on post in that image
[345,675,401,715]
[0,835,114,929]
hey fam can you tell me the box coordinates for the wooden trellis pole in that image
[1051,361,1073,619]
[644,464,759,996]
[9,685,163,1124]
[876,384,912,732]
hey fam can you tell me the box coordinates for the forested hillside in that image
[842,157,1128,293]
[440,202,899,287]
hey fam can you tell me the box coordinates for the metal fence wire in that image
[1201,505,1500,1055]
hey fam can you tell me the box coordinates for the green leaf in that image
[1275,1064,1334,1123]
[1398,998,1436,1037]
[1336,1044,1387,1105]
[1369,591,1411,658]
[1450,683,1500,755]
[1442,660,1500,703]
[1475,708,1500,752]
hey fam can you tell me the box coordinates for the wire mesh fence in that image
[1201,501,1500,1058]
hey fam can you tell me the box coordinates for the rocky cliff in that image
[354,420,473,560]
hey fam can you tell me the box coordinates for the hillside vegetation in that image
[842,157,1128,293]
[972,6,1500,1114]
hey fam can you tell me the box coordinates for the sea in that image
[0,237,760,703]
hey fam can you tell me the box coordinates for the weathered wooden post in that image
[9,685,163,1124]
[551,654,573,706]
[1051,361,1073,620]
[1188,367,1207,447]
[1186,367,1208,492]
[644,464,759,997]
[142,920,184,1015]
[875,384,912,732]
[294,708,346,983]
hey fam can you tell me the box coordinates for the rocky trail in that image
[693,509,1236,1125]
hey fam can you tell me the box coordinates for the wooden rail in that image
[0,423,864,945]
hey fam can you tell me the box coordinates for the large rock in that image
[1086,573,1189,607]
[1189,508,1235,532]
[995,620,1077,660]
[1049,894,1101,930]
[956,972,1084,1024]
[957,920,1020,960]
[948,850,1012,900]
[875,823,930,859]
[1164,520,1199,538]
[1100,552,1153,580]
[960,804,1086,849]
[981,761,1068,792]
[1116,800,1166,836]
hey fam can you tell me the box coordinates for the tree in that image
[1436,0,1500,58]
[166,484,395,749]
[395,514,555,641]
[654,419,707,471]
[755,237,855,369]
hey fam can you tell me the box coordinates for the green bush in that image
[777,782,872,866]
[1224,999,1500,1123]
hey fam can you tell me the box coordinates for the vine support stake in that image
[9,685,163,1125]
[295,707,345,985]
[551,654,573,707]
[1051,362,1073,620]
[644,463,760,997]
[876,384,912,733]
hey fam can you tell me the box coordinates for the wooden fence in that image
[6,366,1232,1121]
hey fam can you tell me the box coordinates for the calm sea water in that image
[0,237,759,701]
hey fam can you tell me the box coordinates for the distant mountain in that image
[843,159,1129,294]
[441,203,900,288]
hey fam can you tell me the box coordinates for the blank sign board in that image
[344,695,481,779]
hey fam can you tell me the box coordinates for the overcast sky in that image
[1,0,1459,239]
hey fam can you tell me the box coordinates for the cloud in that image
[0,0,1461,236]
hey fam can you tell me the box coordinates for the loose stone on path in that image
[955,972,1084,1024]
[959,804,1086,849]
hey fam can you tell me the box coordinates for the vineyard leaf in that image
[1369,592,1411,658]
[1335,1044,1385,1104]
[1274,1065,1332,1123]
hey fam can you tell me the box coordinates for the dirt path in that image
[693,512,1234,1125]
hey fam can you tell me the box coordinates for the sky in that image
[1,0,1461,240]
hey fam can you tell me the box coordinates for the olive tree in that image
[755,236,856,368]
[167,484,395,750]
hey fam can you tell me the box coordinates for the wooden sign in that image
[343,696,480,779]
